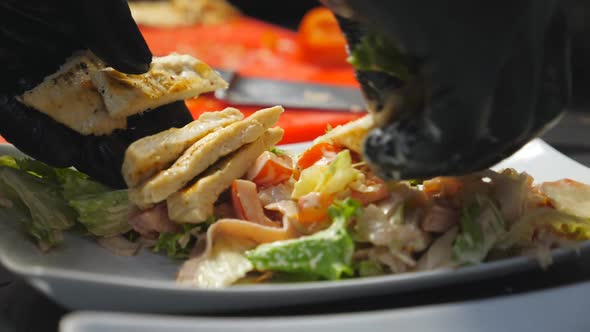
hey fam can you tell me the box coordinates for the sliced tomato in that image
[350,176,390,205]
[247,151,293,187]
[295,142,342,175]
[231,179,276,226]
[297,6,349,67]
[423,177,463,198]
[297,192,334,225]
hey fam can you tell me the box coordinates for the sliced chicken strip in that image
[18,52,126,135]
[91,53,228,119]
[129,106,283,208]
[167,127,284,223]
[313,114,374,154]
[122,108,243,187]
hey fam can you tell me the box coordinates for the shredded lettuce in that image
[153,224,200,260]
[356,259,385,277]
[69,190,133,237]
[347,31,411,81]
[246,198,361,280]
[269,146,286,156]
[292,150,360,199]
[453,197,506,265]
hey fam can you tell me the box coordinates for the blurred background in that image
[563,0,590,109]
[125,0,364,144]
[129,0,590,108]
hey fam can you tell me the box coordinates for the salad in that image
[1,112,590,289]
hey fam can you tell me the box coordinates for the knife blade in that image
[214,69,367,112]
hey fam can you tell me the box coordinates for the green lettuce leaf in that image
[0,166,77,248]
[0,177,32,226]
[10,156,109,199]
[356,259,385,277]
[0,155,125,248]
[0,162,53,248]
[246,198,362,280]
[69,190,133,237]
[453,196,506,265]
[55,168,109,201]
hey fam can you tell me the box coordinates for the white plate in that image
[0,139,589,313]
[60,280,590,332]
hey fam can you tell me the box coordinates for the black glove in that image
[324,0,570,180]
[0,0,193,188]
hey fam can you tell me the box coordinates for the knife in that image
[214,69,367,112]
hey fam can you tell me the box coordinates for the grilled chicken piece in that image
[91,53,228,119]
[129,106,283,208]
[167,127,284,223]
[313,114,374,153]
[18,52,227,136]
[18,52,126,135]
[122,108,244,187]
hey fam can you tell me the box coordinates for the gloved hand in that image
[0,0,193,188]
[323,0,570,180]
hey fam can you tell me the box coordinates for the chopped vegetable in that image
[0,166,76,249]
[69,190,133,237]
[2,155,109,199]
[453,197,506,265]
[292,149,359,199]
[0,183,31,225]
[297,192,334,225]
[247,151,293,187]
[55,168,110,201]
[416,227,459,271]
[0,155,18,169]
[357,259,385,277]
[231,179,274,226]
[349,175,390,205]
[269,146,286,155]
[423,177,463,198]
[246,198,361,280]
[295,142,342,172]
[153,224,200,260]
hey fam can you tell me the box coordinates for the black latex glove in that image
[0,0,193,188]
[323,0,570,180]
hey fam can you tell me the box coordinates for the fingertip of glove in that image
[75,0,152,74]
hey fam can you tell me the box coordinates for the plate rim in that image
[59,279,590,331]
